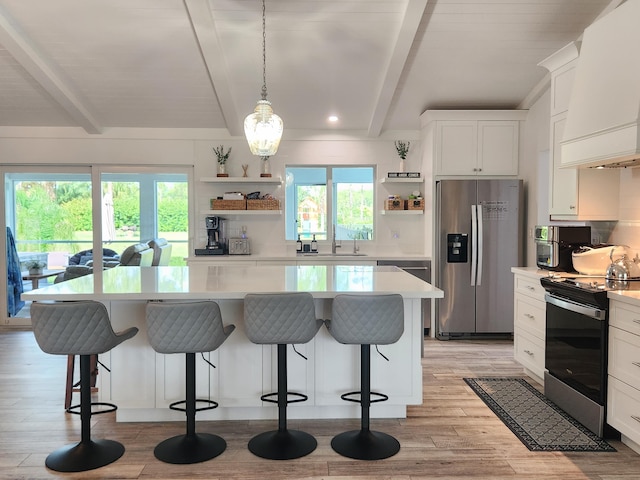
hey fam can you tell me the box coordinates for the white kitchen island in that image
[23,264,443,422]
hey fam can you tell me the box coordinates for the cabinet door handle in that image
[523,349,534,356]
[526,286,535,291]
[569,205,576,210]
[632,362,640,368]
[524,313,535,320]
[633,319,640,325]
[632,415,640,424]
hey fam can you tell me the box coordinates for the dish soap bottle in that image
[311,234,318,252]
[296,234,303,253]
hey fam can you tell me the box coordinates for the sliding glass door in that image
[100,171,188,265]
[2,165,190,324]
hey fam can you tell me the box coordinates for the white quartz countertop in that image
[510,266,552,279]
[608,290,640,308]
[187,253,431,262]
[511,266,640,306]
[22,265,443,301]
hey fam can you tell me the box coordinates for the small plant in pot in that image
[394,140,410,172]
[25,259,47,275]
[213,145,232,176]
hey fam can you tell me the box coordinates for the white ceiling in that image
[0,0,620,137]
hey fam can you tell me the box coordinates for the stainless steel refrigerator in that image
[435,179,523,338]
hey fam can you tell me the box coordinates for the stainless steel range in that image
[540,275,640,437]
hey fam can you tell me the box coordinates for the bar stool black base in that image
[248,429,317,460]
[45,439,125,472]
[154,433,226,464]
[331,429,400,460]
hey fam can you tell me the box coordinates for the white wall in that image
[519,89,551,267]
[0,127,426,260]
[608,167,640,253]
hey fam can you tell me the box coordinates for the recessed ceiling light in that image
[328,115,339,123]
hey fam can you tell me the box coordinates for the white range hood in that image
[561,0,640,169]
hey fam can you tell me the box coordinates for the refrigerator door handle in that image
[476,204,483,286]
[471,204,477,286]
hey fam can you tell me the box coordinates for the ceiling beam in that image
[367,0,430,137]
[0,6,102,134]
[184,0,241,137]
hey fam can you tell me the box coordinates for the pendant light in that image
[244,0,283,157]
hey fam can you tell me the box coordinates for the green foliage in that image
[55,181,91,204]
[13,178,188,253]
[63,197,93,231]
[213,145,232,164]
[113,195,140,229]
[15,183,75,251]
[394,140,410,159]
[158,197,188,232]
[336,184,373,226]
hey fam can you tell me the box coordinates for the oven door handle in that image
[545,293,607,321]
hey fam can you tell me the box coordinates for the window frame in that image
[285,165,375,242]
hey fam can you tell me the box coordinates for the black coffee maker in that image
[195,216,226,255]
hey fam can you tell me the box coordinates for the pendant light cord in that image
[261,0,268,101]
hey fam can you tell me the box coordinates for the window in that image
[100,172,188,264]
[285,166,374,241]
[5,170,93,258]
[3,169,189,269]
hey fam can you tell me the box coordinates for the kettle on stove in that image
[605,246,640,280]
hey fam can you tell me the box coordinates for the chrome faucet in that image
[331,229,341,254]
[353,237,359,254]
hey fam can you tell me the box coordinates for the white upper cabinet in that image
[422,110,525,177]
[549,113,578,215]
[477,121,520,175]
[539,42,619,220]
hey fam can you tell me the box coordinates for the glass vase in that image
[260,157,271,177]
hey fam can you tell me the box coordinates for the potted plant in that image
[25,259,46,275]
[213,145,232,176]
[394,140,410,172]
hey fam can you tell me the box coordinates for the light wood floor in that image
[2,329,640,480]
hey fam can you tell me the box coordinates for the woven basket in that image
[211,199,246,210]
[247,199,280,210]
[385,199,405,210]
[407,198,424,210]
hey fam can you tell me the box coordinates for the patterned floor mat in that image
[464,377,615,452]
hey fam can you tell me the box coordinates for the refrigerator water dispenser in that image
[447,234,468,263]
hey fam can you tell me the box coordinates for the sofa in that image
[119,242,154,266]
[55,244,154,283]
[147,238,172,266]
[55,248,121,283]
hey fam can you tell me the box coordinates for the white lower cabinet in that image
[512,271,546,383]
[102,297,423,421]
[608,300,640,453]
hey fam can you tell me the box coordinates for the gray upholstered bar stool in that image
[243,292,323,460]
[145,301,235,464]
[30,300,138,472]
[325,293,404,460]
